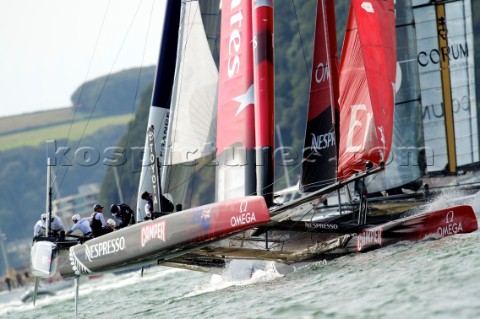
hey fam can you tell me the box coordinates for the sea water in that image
[1,193,480,319]
[1,231,479,319]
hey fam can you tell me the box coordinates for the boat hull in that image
[354,204,478,252]
[166,204,478,271]
[59,196,269,277]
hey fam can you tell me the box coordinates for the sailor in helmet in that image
[66,214,92,238]
[110,203,135,228]
[33,212,65,238]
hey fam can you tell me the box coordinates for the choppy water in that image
[1,230,479,319]
[2,191,480,319]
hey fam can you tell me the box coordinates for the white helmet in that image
[72,214,81,222]
[41,213,46,220]
[107,218,116,228]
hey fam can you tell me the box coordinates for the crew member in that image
[141,191,174,220]
[33,214,46,237]
[104,218,117,233]
[141,191,154,220]
[110,203,135,228]
[49,212,65,237]
[66,214,92,238]
[90,203,109,237]
[33,213,65,238]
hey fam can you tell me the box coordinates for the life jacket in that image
[90,213,104,237]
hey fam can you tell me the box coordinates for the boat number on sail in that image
[231,200,256,227]
[356,228,382,251]
[85,237,126,262]
[436,210,463,237]
[141,220,166,247]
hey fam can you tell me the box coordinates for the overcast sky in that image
[0,0,166,117]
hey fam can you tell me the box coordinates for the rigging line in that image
[119,0,157,185]
[55,0,146,197]
[291,0,310,75]
[265,129,340,196]
[51,0,112,199]
[186,165,198,209]
[257,150,338,199]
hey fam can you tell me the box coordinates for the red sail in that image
[217,0,255,154]
[252,1,274,205]
[216,0,256,200]
[337,0,396,180]
[300,0,340,192]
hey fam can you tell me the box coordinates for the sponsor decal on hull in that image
[304,222,338,230]
[68,236,127,276]
[356,227,383,251]
[435,210,464,238]
[85,237,126,262]
[141,220,167,247]
[230,200,256,227]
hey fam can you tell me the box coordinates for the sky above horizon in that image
[0,0,165,118]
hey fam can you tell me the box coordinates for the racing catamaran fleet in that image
[30,0,479,314]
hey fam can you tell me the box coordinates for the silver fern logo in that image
[69,246,92,276]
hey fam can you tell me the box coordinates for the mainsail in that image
[366,0,425,193]
[136,0,181,219]
[161,0,219,210]
[337,0,396,180]
[412,0,478,174]
[300,0,339,192]
[216,0,256,201]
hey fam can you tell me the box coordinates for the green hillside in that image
[0,66,150,261]
[0,113,132,151]
[0,107,82,135]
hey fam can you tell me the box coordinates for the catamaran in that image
[30,0,479,314]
